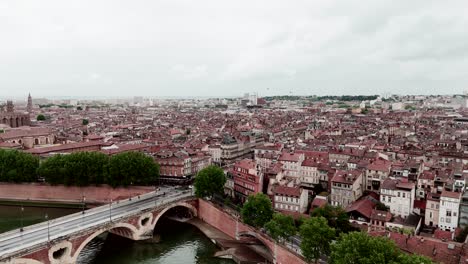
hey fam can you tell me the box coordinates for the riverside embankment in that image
[0,183,154,207]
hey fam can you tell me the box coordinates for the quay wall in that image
[0,183,154,204]
[198,199,306,264]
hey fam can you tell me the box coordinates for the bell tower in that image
[27,93,33,113]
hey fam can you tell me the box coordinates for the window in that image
[446,218,451,224]
[402,193,405,198]
[441,217,444,223]
[454,212,457,217]
[446,211,452,217]
[431,203,434,209]
[398,192,400,197]
[388,197,391,202]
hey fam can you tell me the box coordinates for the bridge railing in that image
[0,189,161,241]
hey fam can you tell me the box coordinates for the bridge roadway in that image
[0,186,193,259]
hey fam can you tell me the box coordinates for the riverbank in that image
[187,218,268,264]
[0,182,155,205]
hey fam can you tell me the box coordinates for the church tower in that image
[6,100,14,112]
[27,93,33,113]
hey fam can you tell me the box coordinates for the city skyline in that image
[1,0,468,97]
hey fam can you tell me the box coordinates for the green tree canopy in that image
[82,119,89,125]
[37,152,109,186]
[0,150,39,183]
[36,114,46,121]
[106,151,159,187]
[300,216,335,263]
[311,204,357,236]
[391,253,433,264]
[241,193,273,228]
[330,232,400,264]
[264,213,297,242]
[194,165,226,198]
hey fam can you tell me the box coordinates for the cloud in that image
[0,0,467,97]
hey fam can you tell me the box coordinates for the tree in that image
[376,202,389,211]
[37,154,66,185]
[36,114,46,121]
[241,193,273,228]
[0,150,39,183]
[311,204,356,235]
[77,106,83,111]
[107,152,159,187]
[391,253,433,264]
[330,232,400,264]
[186,128,191,135]
[82,119,89,125]
[37,152,110,186]
[300,217,335,263]
[194,165,226,198]
[264,213,297,242]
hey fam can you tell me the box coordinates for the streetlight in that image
[45,213,50,243]
[109,199,112,222]
[82,195,86,214]
[20,205,24,232]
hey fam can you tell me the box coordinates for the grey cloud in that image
[0,0,467,97]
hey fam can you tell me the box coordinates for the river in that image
[0,205,234,264]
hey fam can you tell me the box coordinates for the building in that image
[369,209,392,232]
[278,152,304,178]
[300,159,320,187]
[417,171,435,200]
[460,190,468,228]
[365,159,391,191]
[231,159,263,202]
[330,170,363,207]
[0,127,54,149]
[380,178,415,218]
[273,185,308,214]
[0,100,31,128]
[27,93,33,113]
[221,133,264,164]
[425,193,441,228]
[439,190,461,232]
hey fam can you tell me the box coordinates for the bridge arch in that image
[237,231,275,263]
[150,201,198,230]
[71,223,139,263]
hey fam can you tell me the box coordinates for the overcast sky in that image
[1,0,468,98]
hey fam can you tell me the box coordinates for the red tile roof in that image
[441,190,461,200]
[274,185,301,197]
[279,152,302,162]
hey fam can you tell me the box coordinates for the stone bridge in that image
[0,189,306,264]
[0,188,197,264]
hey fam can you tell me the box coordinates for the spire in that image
[27,93,33,113]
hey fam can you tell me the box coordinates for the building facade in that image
[330,170,363,207]
[231,159,263,202]
[380,178,415,218]
[439,190,461,232]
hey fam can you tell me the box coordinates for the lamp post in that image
[109,199,112,222]
[20,205,24,232]
[45,213,50,243]
[82,195,86,214]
